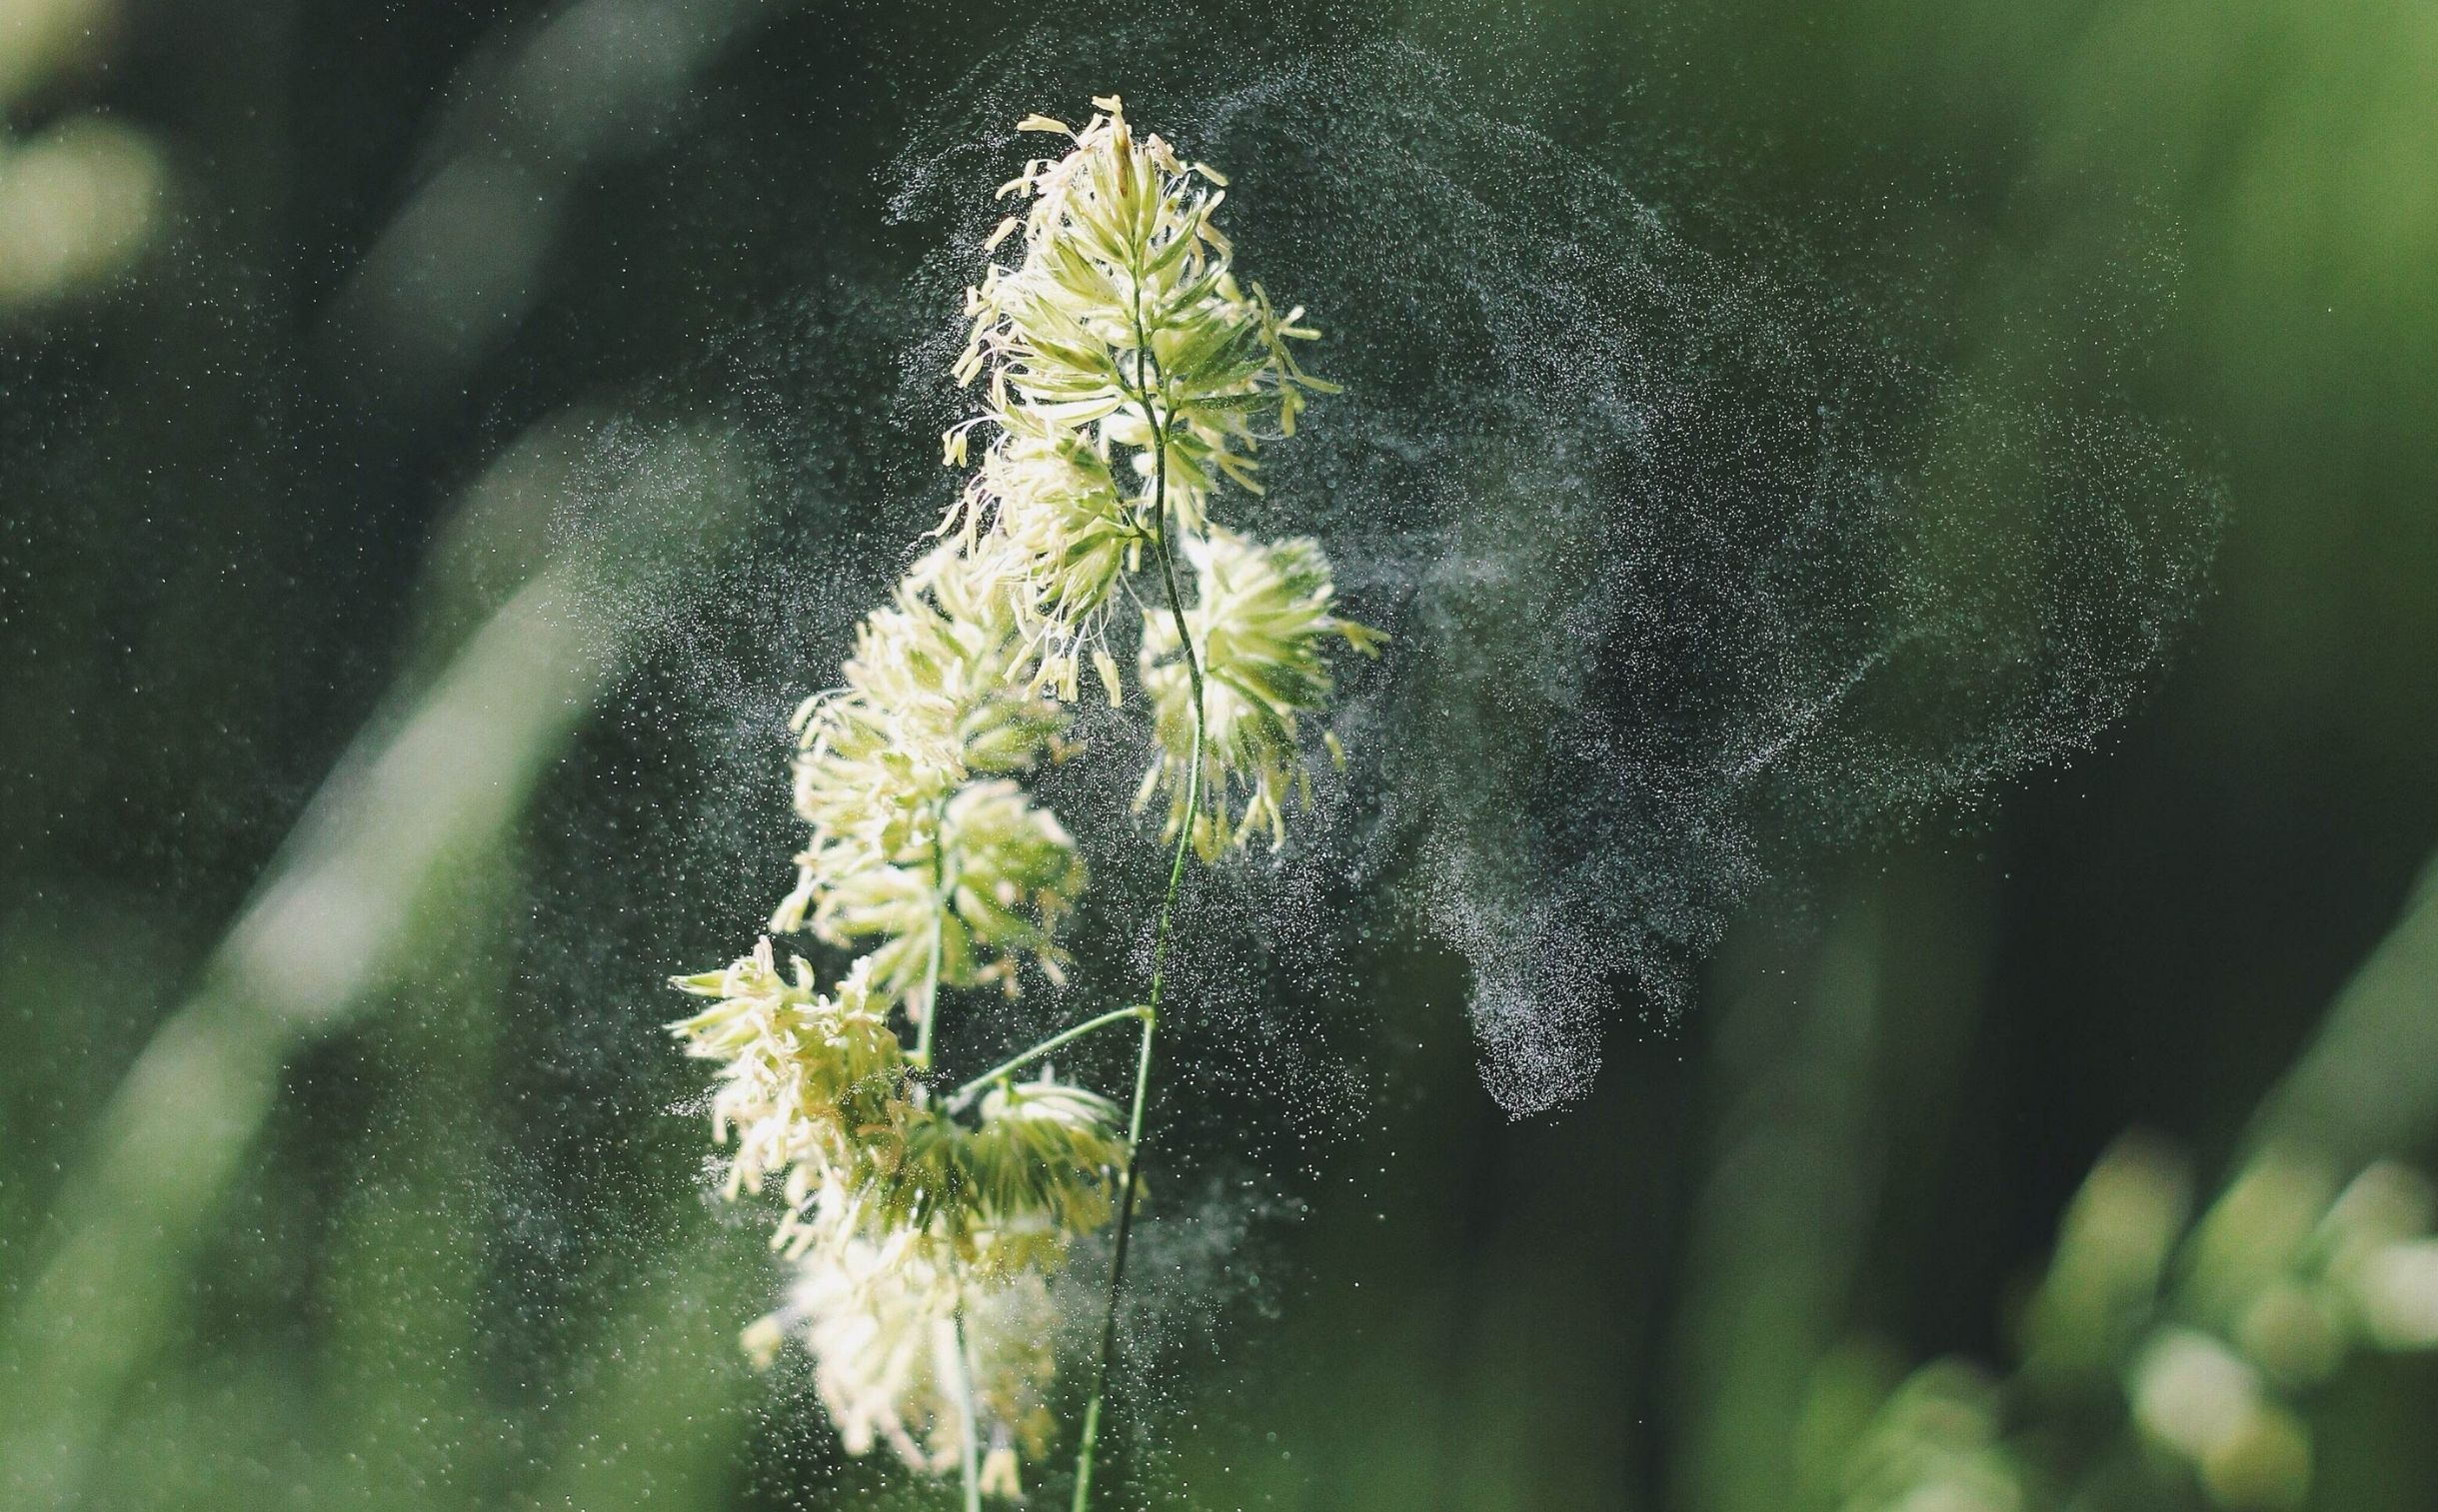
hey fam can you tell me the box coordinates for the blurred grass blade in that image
[2251,853,2438,1168]
[1673,892,1886,1512]
[520,1246,759,1512]
[0,562,619,1503]
[0,412,739,1504]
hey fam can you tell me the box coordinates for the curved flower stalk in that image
[671,95,1370,1510]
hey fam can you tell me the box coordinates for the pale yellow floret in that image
[667,947,907,1204]
[771,541,1081,1006]
[765,1211,1063,1485]
[1139,529,1382,859]
[949,93,1340,706]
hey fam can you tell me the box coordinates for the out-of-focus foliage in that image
[0,0,164,316]
[1814,1140,2438,1512]
[4,1,2437,1510]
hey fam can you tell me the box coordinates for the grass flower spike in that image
[669,944,905,1206]
[673,96,1370,1508]
[772,541,1080,1014]
[751,1216,1063,1493]
[1140,529,1383,858]
[950,95,1345,715]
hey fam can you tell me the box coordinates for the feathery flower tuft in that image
[1139,530,1382,857]
[759,1217,1062,1486]
[771,541,1080,1010]
[950,95,1339,699]
[813,777,1086,1012]
[668,944,908,1206]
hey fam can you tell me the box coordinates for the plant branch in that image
[948,1005,1155,1111]
[914,795,950,1070]
[953,1304,983,1512]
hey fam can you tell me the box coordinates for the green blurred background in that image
[4,1,2436,1509]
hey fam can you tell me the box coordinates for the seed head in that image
[670,96,1360,1502]
[760,1210,1062,1485]
[773,542,1079,1005]
[951,94,1336,696]
[667,944,910,1205]
[1139,529,1383,857]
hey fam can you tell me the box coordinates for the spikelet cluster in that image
[669,945,903,1210]
[948,95,1375,829]
[671,96,1369,1498]
[768,541,1080,1012]
[1140,529,1385,857]
[746,1216,1061,1497]
[673,936,1121,1489]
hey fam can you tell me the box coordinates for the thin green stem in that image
[1073,259,1205,1511]
[917,811,970,1512]
[953,1305,983,1512]
[949,1006,1153,1111]
[1067,996,1162,1512]
[913,797,950,1070]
